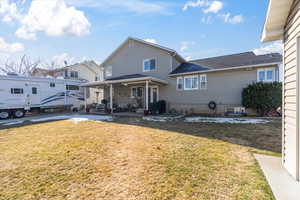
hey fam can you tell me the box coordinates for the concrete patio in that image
[255,154,300,200]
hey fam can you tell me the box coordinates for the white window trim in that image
[150,86,159,103]
[257,67,276,82]
[70,70,79,78]
[199,74,207,90]
[131,87,136,98]
[176,77,183,91]
[143,58,157,72]
[105,66,112,77]
[131,87,143,98]
[184,75,199,90]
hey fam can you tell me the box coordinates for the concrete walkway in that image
[255,154,300,200]
[0,113,113,127]
[0,113,74,125]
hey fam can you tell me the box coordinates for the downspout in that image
[296,37,300,181]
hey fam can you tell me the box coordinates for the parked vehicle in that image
[0,74,85,119]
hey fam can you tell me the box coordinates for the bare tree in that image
[0,55,41,76]
[42,60,59,71]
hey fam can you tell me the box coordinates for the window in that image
[50,82,55,87]
[70,71,78,78]
[32,87,37,94]
[11,88,23,94]
[184,75,198,90]
[105,66,112,77]
[257,68,275,82]
[64,70,68,78]
[131,87,143,98]
[177,77,183,90]
[200,74,207,90]
[66,85,79,91]
[143,58,156,72]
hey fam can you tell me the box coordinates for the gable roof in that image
[170,51,282,76]
[261,0,294,42]
[66,61,100,75]
[190,52,282,69]
[105,74,148,81]
[81,73,168,87]
[169,63,211,75]
[100,37,186,67]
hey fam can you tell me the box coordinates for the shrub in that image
[242,82,282,116]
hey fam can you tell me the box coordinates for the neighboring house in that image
[262,0,299,181]
[83,37,282,114]
[33,61,104,104]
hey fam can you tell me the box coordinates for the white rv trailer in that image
[0,75,85,119]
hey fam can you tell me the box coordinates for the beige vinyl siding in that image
[283,0,300,179]
[103,40,177,80]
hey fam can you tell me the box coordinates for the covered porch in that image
[81,74,168,114]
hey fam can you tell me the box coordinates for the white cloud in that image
[0,37,24,53]
[144,38,157,44]
[180,41,196,52]
[185,56,192,61]
[66,0,167,14]
[203,1,223,14]
[16,0,90,40]
[182,0,223,13]
[218,13,244,24]
[182,0,207,11]
[0,0,21,23]
[253,41,283,55]
[201,16,213,24]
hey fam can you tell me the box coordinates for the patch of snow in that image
[143,116,167,122]
[184,117,269,124]
[30,115,70,122]
[2,121,24,126]
[143,115,183,122]
[68,115,113,124]
[30,115,113,124]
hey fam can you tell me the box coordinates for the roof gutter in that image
[261,0,293,42]
[169,62,281,77]
[81,76,168,87]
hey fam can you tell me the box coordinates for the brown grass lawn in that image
[0,117,281,200]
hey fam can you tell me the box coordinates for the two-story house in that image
[83,37,282,114]
[33,61,104,104]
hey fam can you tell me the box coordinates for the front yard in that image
[0,117,281,200]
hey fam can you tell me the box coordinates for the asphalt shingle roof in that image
[105,74,148,81]
[169,63,211,75]
[190,52,282,69]
[170,52,282,75]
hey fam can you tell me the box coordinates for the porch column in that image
[145,80,149,111]
[109,84,113,113]
[84,87,88,111]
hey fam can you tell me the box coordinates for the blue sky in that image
[0,0,282,67]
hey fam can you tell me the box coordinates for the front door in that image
[148,86,159,103]
[26,84,40,107]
